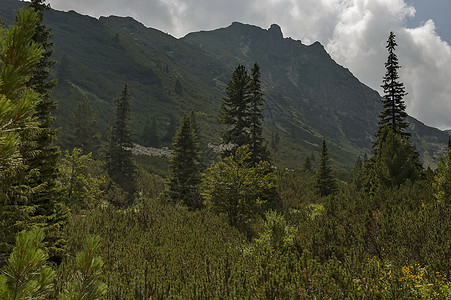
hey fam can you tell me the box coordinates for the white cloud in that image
[47,0,451,129]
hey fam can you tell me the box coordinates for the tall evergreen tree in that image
[219,64,251,157]
[62,98,101,156]
[0,6,44,266]
[377,31,409,137]
[106,84,137,195]
[368,32,422,189]
[248,63,270,164]
[5,0,69,264]
[168,112,202,209]
[315,139,337,197]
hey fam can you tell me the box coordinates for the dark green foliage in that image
[367,32,422,191]
[0,5,68,265]
[377,31,409,137]
[15,0,69,265]
[304,155,313,172]
[141,116,159,147]
[168,112,203,210]
[219,63,270,163]
[162,113,177,144]
[174,78,183,96]
[248,63,270,164]
[107,84,137,196]
[61,98,101,156]
[371,127,421,188]
[315,139,337,197]
[219,65,251,156]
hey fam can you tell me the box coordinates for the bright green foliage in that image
[0,7,42,166]
[371,126,421,188]
[0,7,46,266]
[0,228,55,300]
[107,84,137,196]
[315,139,337,197]
[377,31,409,137]
[61,98,101,157]
[59,148,107,211]
[168,112,202,209]
[202,146,277,233]
[252,210,296,252]
[219,65,250,156]
[59,236,106,300]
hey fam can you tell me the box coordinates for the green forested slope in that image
[0,0,447,169]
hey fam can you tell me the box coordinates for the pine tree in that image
[107,84,137,196]
[248,62,270,164]
[59,236,107,300]
[0,228,56,299]
[377,31,409,137]
[315,139,337,197]
[62,98,101,156]
[16,0,69,265]
[168,112,202,210]
[219,64,251,157]
[0,7,44,266]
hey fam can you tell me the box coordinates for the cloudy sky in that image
[45,0,451,130]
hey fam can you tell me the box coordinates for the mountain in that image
[1,0,448,169]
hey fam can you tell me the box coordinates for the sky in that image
[44,0,451,130]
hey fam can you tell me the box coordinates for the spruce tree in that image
[219,64,251,157]
[377,31,409,137]
[248,63,270,164]
[62,98,101,156]
[368,32,422,189]
[106,84,137,195]
[168,112,202,210]
[22,0,69,265]
[315,139,337,197]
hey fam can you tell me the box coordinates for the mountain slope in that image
[1,0,447,169]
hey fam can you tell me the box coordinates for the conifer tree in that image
[16,0,69,265]
[368,32,422,189]
[0,228,56,299]
[62,98,101,156]
[315,139,337,197]
[248,63,270,164]
[219,64,251,157]
[0,6,44,266]
[376,31,409,137]
[107,84,137,195]
[168,112,202,209]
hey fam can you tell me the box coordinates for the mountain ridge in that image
[0,0,447,169]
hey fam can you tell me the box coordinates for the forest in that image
[0,1,450,299]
